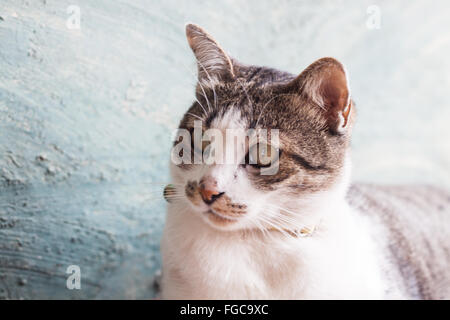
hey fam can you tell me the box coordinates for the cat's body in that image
[162,183,450,299]
[163,186,388,299]
[160,24,450,299]
[349,184,450,299]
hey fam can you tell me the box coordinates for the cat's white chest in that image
[161,204,388,299]
[161,223,304,299]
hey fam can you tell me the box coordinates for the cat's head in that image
[169,24,355,233]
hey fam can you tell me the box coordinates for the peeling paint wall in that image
[1,0,449,299]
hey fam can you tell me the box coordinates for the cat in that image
[160,23,450,299]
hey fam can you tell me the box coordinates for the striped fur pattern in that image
[160,24,450,299]
[348,184,450,299]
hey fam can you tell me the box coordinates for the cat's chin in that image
[198,209,243,231]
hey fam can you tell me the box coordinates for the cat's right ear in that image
[287,57,353,134]
[185,23,235,82]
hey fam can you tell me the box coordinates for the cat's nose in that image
[199,177,224,205]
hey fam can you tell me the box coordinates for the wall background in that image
[0,0,449,299]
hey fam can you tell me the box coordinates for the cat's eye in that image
[246,143,280,168]
[190,129,211,160]
[192,138,210,155]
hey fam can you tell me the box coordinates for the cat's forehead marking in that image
[210,107,247,130]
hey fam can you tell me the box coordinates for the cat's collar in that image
[267,226,316,238]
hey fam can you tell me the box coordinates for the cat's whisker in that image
[161,196,185,201]
[255,212,286,231]
[257,215,293,239]
[123,181,184,186]
[245,215,270,239]
[236,78,254,111]
[142,186,181,191]
[264,208,300,225]
[195,75,213,112]
[261,207,316,237]
[142,196,166,203]
[196,59,219,110]
[186,112,204,122]
[173,65,210,117]
[259,206,300,227]
[264,209,306,230]
[165,51,213,115]
[193,97,209,118]
[266,203,304,218]
[144,190,166,195]
[249,218,274,242]
[143,194,185,202]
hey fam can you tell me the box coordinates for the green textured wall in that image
[1,0,449,299]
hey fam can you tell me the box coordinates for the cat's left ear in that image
[186,23,235,81]
[288,57,353,134]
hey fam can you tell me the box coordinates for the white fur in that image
[161,111,394,299]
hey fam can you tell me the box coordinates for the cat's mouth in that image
[204,209,238,224]
[184,180,248,226]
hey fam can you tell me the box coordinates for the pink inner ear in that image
[321,67,349,112]
[320,66,351,131]
[286,57,353,132]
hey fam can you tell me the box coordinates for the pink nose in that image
[199,176,223,204]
